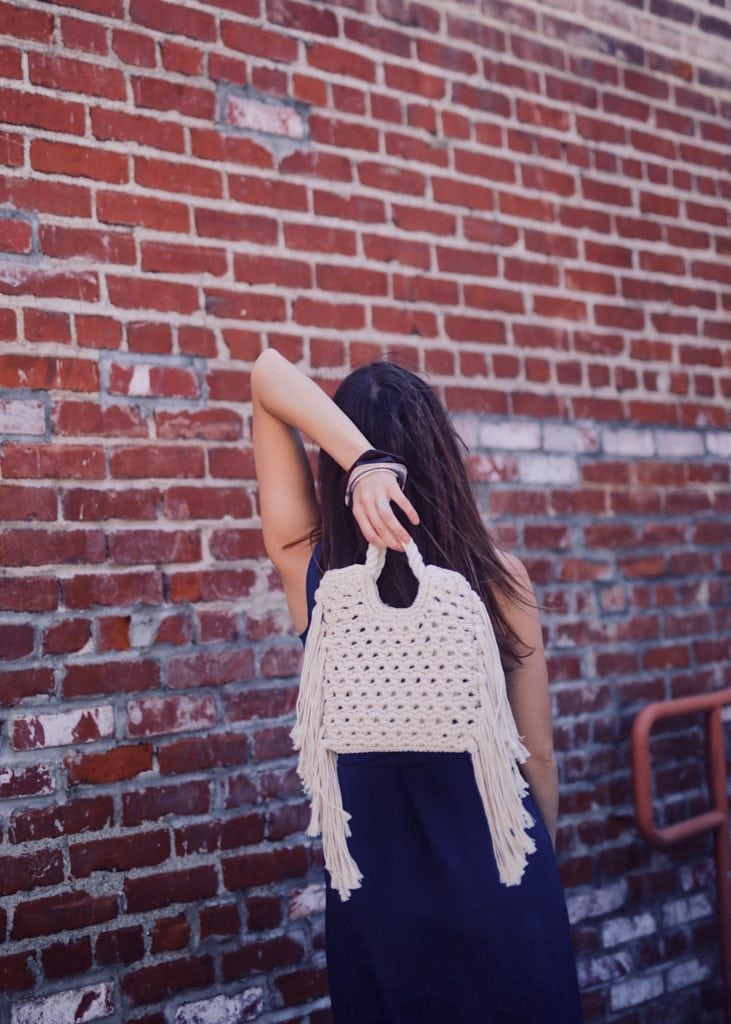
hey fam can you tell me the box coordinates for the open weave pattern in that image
[291,538,537,901]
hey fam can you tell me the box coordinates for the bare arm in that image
[495,553,559,850]
[251,349,369,557]
[251,349,418,633]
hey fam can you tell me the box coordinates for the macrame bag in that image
[291,536,537,901]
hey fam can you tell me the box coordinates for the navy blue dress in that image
[299,542,583,1024]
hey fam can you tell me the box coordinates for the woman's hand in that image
[350,468,420,551]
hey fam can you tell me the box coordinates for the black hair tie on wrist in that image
[338,448,407,505]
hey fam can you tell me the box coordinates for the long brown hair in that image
[303,359,537,672]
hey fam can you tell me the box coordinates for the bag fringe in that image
[469,589,537,886]
[290,594,364,901]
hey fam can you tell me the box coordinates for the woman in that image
[251,348,583,1024]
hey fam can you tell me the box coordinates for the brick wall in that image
[0,0,729,1021]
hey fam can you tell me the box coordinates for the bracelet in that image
[339,447,408,506]
[345,463,407,508]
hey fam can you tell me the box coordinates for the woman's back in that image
[299,542,584,1024]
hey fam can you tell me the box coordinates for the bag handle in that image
[364,536,426,584]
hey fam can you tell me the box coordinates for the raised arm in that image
[251,349,417,635]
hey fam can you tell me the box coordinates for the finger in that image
[367,495,408,550]
[388,480,420,527]
[354,506,387,548]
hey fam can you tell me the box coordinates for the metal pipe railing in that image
[631,687,731,1024]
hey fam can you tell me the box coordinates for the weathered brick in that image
[9,796,112,843]
[10,982,114,1023]
[173,989,264,1024]
[127,694,216,738]
[12,705,114,751]
[0,764,54,800]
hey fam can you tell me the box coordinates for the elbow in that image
[524,746,557,771]
[251,348,280,397]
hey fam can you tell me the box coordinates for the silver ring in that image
[376,497,390,509]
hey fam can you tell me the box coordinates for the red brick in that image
[63,663,157,704]
[0,850,65,899]
[110,446,204,479]
[157,731,246,778]
[199,902,240,939]
[61,14,108,55]
[151,912,190,954]
[53,399,147,438]
[0,86,84,134]
[122,779,211,826]
[122,953,214,1006]
[0,215,31,253]
[98,190,189,232]
[109,528,201,565]
[42,935,93,979]
[0,528,105,566]
[220,813,266,852]
[0,485,56,522]
[106,274,199,314]
[66,743,153,785]
[92,106,184,153]
[130,0,215,40]
[163,486,251,519]
[0,667,54,705]
[70,829,170,879]
[0,951,34,992]
[9,796,112,844]
[125,866,217,913]
[12,888,117,940]
[0,623,32,660]
[276,966,330,1006]
[245,894,282,931]
[155,409,242,442]
[63,571,162,609]
[112,26,156,67]
[134,151,219,195]
[167,647,253,688]
[222,934,304,982]
[222,846,309,891]
[31,138,128,183]
[96,925,145,966]
[161,39,204,76]
[39,225,135,265]
[29,51,125,100]
[1,443,105,479]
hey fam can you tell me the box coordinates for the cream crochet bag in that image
[291,536,537,901]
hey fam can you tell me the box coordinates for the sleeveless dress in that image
[298,541,584,1024]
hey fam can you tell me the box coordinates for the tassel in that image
[291,591,364,901]
[469,589,537,886]
[291,595,327,811]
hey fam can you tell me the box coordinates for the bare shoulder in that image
[491,548,539,629]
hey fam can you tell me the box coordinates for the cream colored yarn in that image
[291,537,537,901]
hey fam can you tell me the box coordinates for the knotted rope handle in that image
[364,536,426,584]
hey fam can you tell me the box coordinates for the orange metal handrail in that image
[631,687,731,1024]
